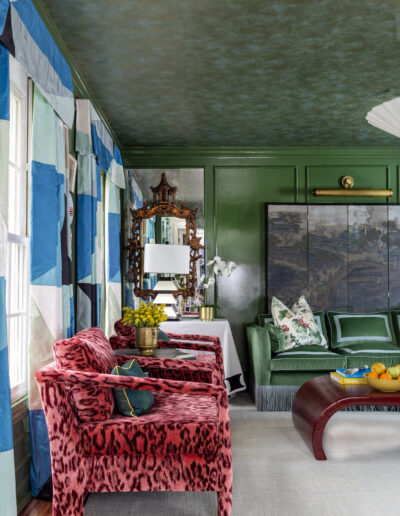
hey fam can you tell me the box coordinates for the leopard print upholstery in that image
[35,363,232,516]
[116,354,223,386]
[53,327,117,422]
[114,318,136,338]
[111,321,225,386]
[80,391,218,456]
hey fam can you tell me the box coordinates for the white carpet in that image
[85,394,400,516]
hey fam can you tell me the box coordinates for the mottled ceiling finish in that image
[42,0,400,146]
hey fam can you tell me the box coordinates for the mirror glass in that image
[124,168,205,311]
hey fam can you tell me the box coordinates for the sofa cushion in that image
[327,312,396,349]
[259,311,328,348]
[111,359,154,417]
[335,343,400,368]
[53,327,117,422]
[264,322,286,353]
[271,346,346,372]
[80,391,218,456]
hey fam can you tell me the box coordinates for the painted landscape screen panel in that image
[266,204,400,313]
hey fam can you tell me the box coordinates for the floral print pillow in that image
[271,296,326,350]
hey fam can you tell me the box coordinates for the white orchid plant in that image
[199,256,237,308]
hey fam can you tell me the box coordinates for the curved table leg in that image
[292,399,331,460]
[292,380,345,460]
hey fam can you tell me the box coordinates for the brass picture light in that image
[313,176,393,197]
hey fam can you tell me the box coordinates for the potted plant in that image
[121,301,167,356]
[199,256,237,321]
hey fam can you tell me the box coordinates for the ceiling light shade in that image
[366,97,400,138]
[144,244,190,274]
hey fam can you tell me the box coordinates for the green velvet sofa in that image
[246,311,400,411]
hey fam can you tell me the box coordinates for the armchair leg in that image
[52,487,84,516]
[217,484,232,516]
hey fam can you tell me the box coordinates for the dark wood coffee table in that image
[292,375,400,460]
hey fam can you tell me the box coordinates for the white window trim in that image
[7,56,30,401]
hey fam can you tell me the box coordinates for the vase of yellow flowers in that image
[122,302,167,356]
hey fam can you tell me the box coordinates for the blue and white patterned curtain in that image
[76,99,125,335]
[0,33,17,516]
[29,86,74,496]
[123,169,157,306]
[0,0,75,497]
[124,170,143,309]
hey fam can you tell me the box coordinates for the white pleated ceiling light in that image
[366,97,400,138]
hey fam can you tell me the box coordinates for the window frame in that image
[6,57,30,401]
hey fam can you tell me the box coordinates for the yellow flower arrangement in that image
[122,301,167,328]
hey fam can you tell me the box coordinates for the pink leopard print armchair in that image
[111,319,225,386]
[35,328,232,516]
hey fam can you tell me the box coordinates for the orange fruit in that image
[367,371,379,379]
[371,362,386,375]
[379,373,392,380]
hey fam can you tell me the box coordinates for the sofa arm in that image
[246,324,271,386]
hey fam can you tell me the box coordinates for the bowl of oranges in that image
[365,363,400,392]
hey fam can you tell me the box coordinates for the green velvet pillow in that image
[312,311,329,348]
[158,328,170,341]
[264,322,286,353]
[258,314,274,326]
[391,311,400,346]
[111,359,154,417]
[327,311,396,349]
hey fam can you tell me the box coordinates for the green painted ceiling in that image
[42,0,400,147]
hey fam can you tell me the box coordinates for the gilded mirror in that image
[125,172,204,301]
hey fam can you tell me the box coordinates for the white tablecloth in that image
[160,318,246,395]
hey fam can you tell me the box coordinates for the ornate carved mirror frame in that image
[126,173,204,300]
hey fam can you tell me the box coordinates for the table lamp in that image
[144,244,190,319]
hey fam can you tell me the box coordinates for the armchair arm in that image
[35,364,230,446]
[246,324,271,386]
[36,364,225,398]
[159,333,224,367]
[109,334,133,350]
[115,354,215,373]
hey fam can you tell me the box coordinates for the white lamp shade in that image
[144,244,190,274]
[154,293,177,305]
[154,280,179,291]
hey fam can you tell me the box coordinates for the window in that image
[6,57,29,400]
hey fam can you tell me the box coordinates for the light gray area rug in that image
[85,394,400,516]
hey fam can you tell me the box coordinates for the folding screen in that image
[266,204,400,313]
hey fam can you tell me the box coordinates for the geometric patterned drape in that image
[29,86,73,496]
[76,99,103,331]
[123,169,157,309]
[76,99,124,336]
[0,39,17,516]
[104,175,121,336]
[123,169,143,309]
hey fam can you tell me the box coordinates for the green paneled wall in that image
[122,147,400,374]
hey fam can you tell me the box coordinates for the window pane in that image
[7,62,29,400]
[8,314,27,391]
